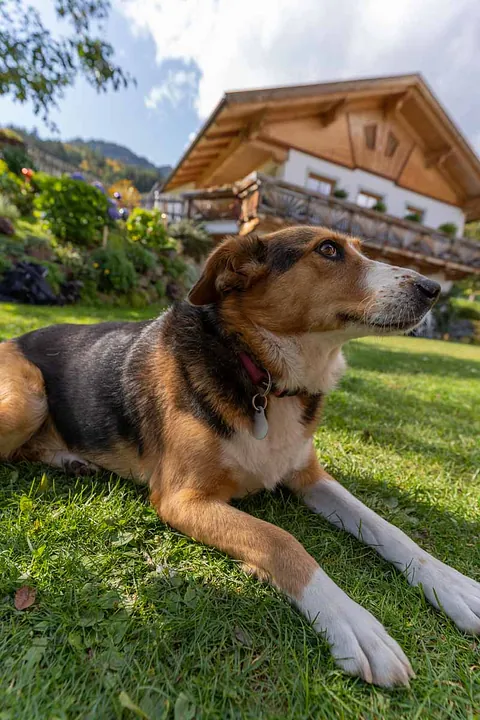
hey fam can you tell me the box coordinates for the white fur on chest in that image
[221,396,312,493]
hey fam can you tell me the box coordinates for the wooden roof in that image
[162,74,480,220]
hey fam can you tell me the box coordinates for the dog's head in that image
[188,226,440,337]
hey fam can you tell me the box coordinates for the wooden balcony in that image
[154,188,240,224]
[237,174,480,279]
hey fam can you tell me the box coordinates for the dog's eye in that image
[316,240,341,260]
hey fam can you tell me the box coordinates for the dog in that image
[1,226,479,687]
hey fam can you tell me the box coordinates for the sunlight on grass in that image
[0,303,479,719]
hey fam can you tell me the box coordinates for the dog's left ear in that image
[188,234,267,306]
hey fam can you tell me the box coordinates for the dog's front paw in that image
[414,557,480,634]
[299,570,414,687]
[324,603,414,687]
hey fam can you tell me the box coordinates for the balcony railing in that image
[237,174,480,274]
[154,188,240,224]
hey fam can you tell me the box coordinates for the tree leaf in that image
[14,585,36,610]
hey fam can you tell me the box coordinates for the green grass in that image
[1,303,479,720]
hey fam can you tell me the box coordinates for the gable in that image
[265,114,354,168]
[162,75,480,218]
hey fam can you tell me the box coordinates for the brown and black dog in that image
[1,226,479,687]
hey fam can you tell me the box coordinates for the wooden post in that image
[102,225,109,248]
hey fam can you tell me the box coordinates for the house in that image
[157,74,480,282]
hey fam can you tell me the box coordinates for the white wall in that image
[283,150,465,236]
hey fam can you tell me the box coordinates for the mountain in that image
[69,138,168,173]
[7,126,171,193]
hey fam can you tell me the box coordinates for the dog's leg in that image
[288,457,480,634]
[0,342,48,459]
[151,482,413,687]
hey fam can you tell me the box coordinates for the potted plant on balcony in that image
[438,222,458,238]
[404,212,422,222]
[372,200,387,213]
[333,188,348,199]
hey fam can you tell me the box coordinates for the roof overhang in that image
[163,73,480,221]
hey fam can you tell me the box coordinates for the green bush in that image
[169,219,212,262]
[333,188,348,199]
[35,174,108,246]
[126,208,176,251]
[438,222,458,237]
[450,297,480,321]
[124,241,156,273]
[1,145,36,176]
[372,200,387,213]
[0,194,20,221]
[0,160,36,216]
[404,213,421,223]
[0,159,21,194]
[90,247,137,294]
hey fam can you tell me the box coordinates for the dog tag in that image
[253,406,269,440]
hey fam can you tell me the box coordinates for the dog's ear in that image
[188,234,267,306]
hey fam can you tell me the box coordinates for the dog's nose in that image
[414,277,441,301]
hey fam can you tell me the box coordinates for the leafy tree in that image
[0,0,133,127]
[108,179,141,209]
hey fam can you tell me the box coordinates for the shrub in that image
[372,200,387,213]
[169,220,212,262]
[450,297,480,321]
[438,222,458,237]
[90,247,137,293]
[1,145,36,176]
[0,194,20,221]
[126,208,176,251]
[35,174,108,246]
[124,242,156,274]
[333,188,348,199]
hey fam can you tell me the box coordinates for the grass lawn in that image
[0,302,479,720]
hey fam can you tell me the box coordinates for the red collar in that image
[239,351,294,397]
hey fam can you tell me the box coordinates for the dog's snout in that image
[413,277,441,302]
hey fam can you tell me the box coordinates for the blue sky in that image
[1,0,479,169]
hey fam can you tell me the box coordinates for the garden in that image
[0,144,211,310]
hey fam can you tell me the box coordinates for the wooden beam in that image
[463,194,480,220]
[245,109,268,141]
[250,137,288,164]
[198,132,246,186]
[319,99,345,127]
[198,111,268,186]
[425,146,452,169]
[383,90,411,119]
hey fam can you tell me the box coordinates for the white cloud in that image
[120,0,480,144]
[183,130,198,150]
[144,68,197,110]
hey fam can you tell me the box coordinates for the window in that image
[385,131,399,158]
[364,124,377,150]
[356,190,383,209]
[306,173,335,196]
[405,204,425,223]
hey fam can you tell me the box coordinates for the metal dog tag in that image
[253,406,269,440]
